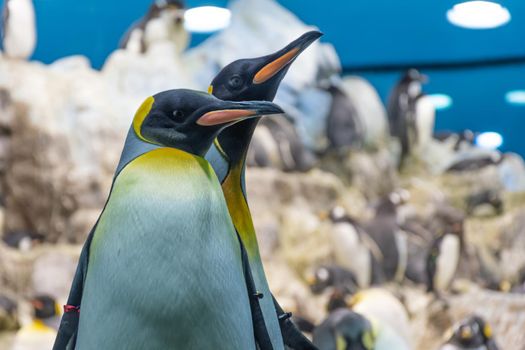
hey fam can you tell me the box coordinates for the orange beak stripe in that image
[253,47,300,84]
[197,109,256,126]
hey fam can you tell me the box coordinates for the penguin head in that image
[308,266,334,294]
[133,89,283,156]
[449,315,488,347]
[468,315,495,343]
[150,0,185,23]
[401,69,427,98]
[209,30,323,102]
[30,295,59,320]
[333,310,376,350]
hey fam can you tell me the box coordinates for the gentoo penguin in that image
[466,190,503,216]
[1,0,36,59]
[120,0,188,54]
[425,231,462,294]
[312,308,377,350]
[325,83,364,153]
[327,206,384,288]
[11,295,60,350]
[57,90,283,349]
[446,152,505,173]
[440,315,499,350]
[307,264,359,296]
[387,69,428,168]
[206,31,322,349]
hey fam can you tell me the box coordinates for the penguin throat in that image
[216,118,260,163]
[221,157,259,257]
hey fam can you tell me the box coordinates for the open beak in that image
[197,100,283,126]
[253,30,323,84]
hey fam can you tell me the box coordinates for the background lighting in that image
[184,6,232,33]
[447,1,511,29]
[426,94,453,110]
[475,131,503,150]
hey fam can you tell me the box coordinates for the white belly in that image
[3,0,36,59]
[331,223,371,287]
[435,234,460,291]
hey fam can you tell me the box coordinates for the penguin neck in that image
[218,118,261,258]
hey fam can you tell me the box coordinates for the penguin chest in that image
[435,234,460,291]
[4,0,36,59]
[331,223,371,287]
[79,149,254,348]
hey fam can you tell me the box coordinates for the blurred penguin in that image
[327,206,384,288]
[466,190,503,216]
[440,315,499,350]
[247,115,317,172]
[434,130,476,151]
[425,231,462,295]
[312,308,377,350]
[11,295,60,350]
[446,152,505,173]
[120,0,188,54]
[307,264,360,296]
[1,0,36,59]
[2,230,44,251]
[387,69,430,168]
[325,83,364,153]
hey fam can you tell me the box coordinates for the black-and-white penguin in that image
[466,190,503,216]
[307,264,360,296]
[325,83,364,153]
[120,0,188,54]
[440,315,499,350]
[327,206,384,288]
[425,230,462,294]
[387,69,429,168]
[247,115,317,172]
[446,152,505,173]
[434,130,476,151]
[1,0,36,59]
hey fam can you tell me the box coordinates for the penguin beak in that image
[253,30,323,84]
[197,100,284,126]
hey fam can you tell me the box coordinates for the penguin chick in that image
[312,308,376,350]
[1,0,36,59]
[120,0,188,54]
[440,315,499,350]
[11,295,60,350]
[307,265,359,296]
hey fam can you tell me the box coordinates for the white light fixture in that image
[184,6,231,33]
[475,131,503,150]
[426,94,453,110]
[505,90,525,105]
[447,1,511,29]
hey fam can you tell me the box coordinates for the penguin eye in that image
[172,110,185,119]
[228,75,244,89]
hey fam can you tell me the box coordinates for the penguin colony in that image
[0,1,521,349]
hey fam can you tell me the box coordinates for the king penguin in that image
[206,31,322,350]
[62,90,283,349]
[440,315,499,350]
[1,0,36,59]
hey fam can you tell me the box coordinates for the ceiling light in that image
[505,90,525,105]
[447,1,511,29]
[426,94,453,110]
[475,132,503,150]
[184,6,231,33]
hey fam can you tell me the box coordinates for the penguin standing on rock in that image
[1,0,36,59]
[56,90,283,349]
[120,0,188,54]
[387,69,429,168]
[206,31,323,349]
[440,315,499,350]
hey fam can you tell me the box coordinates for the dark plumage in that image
[466,190,503,216]
[446,153,505,173]
[308,265,359,296]
[440,315,499,350]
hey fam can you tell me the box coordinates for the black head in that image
[334,310,376,350]
[31,295,58,320]
[449,315,487,347]
[133,89,283,156]
[210,30,323,102]
[401,69,428,84]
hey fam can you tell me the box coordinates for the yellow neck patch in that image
[207,85,214,95]
[132,96,155,142]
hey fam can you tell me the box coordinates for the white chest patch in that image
[4,0,36,59]
[435,234,460,291]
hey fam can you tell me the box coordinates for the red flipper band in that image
[64,305,80,313]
